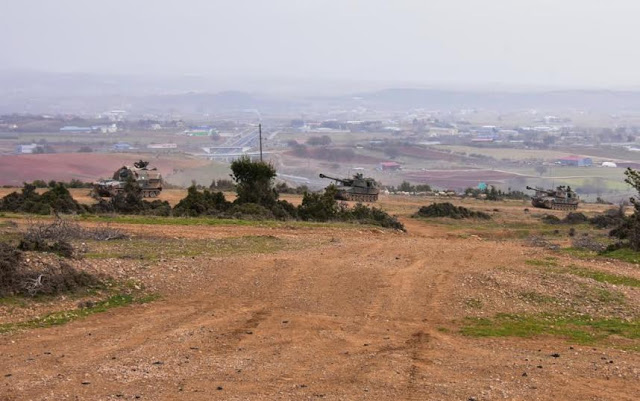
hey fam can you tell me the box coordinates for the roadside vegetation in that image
[0,156,404,230]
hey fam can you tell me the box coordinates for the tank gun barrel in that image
[526,186,555,195]
[319,173,348,183]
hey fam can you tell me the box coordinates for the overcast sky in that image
[2,0,640,89]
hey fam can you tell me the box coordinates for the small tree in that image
[535,165,548,177]
[230,156,278,207]
[623,168,640,250]
[398,181,415,192]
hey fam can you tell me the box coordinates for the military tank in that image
[93,160,163,198]
[319,173,379,202]
[526,185,579,210]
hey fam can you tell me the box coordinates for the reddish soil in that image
[285,148,386,165]
[404,169,519,189]
[0,198,638,400]
[0,154,207,186]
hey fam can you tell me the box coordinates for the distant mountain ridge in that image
[3,71,640,114]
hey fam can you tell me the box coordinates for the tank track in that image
[550,203,578,211]
[343,193,378,202]
[141,190,161,198]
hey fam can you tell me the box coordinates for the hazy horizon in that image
[3,0,640,91]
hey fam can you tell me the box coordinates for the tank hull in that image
[320,173,379,202]
[335,188,379,202]
[531,197,579,210]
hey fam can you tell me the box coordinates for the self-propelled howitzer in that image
[319,173,379,202]
[526,185,579,210]
[93,160,163,198]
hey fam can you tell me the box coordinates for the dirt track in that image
[1,207,639,400]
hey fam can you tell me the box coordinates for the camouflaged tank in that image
[319,173,379,202]
[93,160,163,198]
[526,185,580,210]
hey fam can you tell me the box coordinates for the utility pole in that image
[259,123,263,162]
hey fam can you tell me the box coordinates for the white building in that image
[15,144,39,154]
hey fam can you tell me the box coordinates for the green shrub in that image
[343,203,405,230]
[414,202,491,219]
[173,185,231,217]
[298,186,405,230]
[227,203,274,220]
[298,186,341,221]
[0,183,86,215]
[272,200,298,220]
[590,207,626,229]
[230,156,278,207]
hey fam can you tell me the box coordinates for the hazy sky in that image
[2,0,640,88]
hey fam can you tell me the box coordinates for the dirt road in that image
[1,215,638,400]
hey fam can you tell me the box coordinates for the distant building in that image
[185,126,217,137]
[60,126,92,133]
[471,136,494,143]
[14,144,39,154]
[147,143,177,149]
[379,161,402,171]
[112,143,133,151]
[557,155,592,167]
[92,124,118,134]
[429,127,457,136]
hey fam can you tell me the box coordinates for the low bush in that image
[0,183,87,215]
[23,218,129,242]
[18,238,74,258]
[298,186,341,222]
[571,235,607,252]
[542,212,588,225]
[275,182,309,195]
[564,212,589,224]
[227,203,274,220]
[343,203,405,230]
[297,186,405,230]
[0,242,100,297]
[414,202,491,220]
[590,206,626,229]
[173,185,231,217]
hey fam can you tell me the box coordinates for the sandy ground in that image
[0,198,638,401]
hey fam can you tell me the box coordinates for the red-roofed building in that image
[557,155,592,167]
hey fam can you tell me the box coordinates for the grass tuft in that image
[461,313,639,345]
[0,293,158,334]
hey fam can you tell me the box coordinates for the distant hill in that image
[349,88,640,111]
[4,71,640,114]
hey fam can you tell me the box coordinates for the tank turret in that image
[319,173,379,202]
[526,185,579,210]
